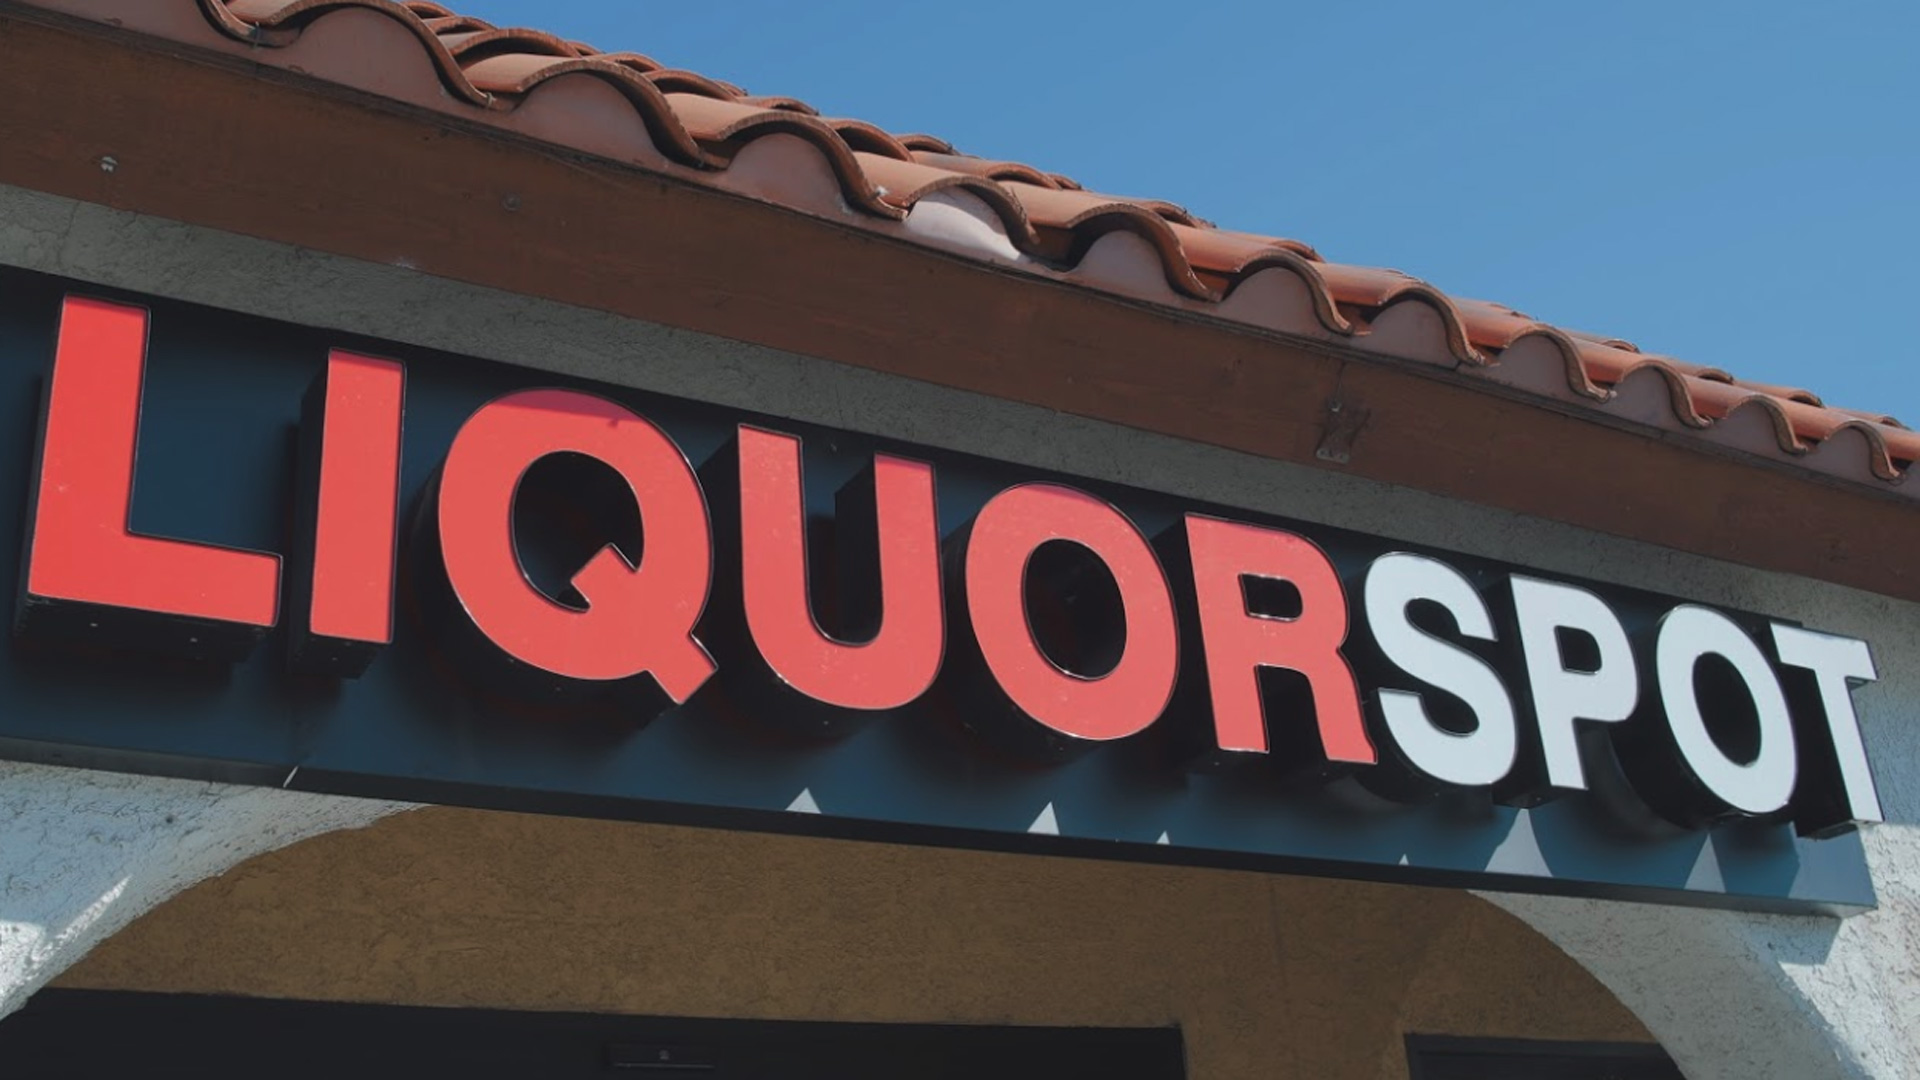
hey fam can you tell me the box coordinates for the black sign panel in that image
[0,265,1880,913]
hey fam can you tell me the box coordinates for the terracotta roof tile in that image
[821,118,913,159]
[911,151,1067,190]
[24,0,1917,492]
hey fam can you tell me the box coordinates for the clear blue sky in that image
[455,1,1917,424]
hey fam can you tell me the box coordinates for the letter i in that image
[288,350,406,676]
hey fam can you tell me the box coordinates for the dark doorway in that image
[1407,1034,1683,1079]
[0,989,1187,1080]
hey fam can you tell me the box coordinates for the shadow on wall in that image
[40,801,1658,1080]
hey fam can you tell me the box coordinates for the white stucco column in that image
[1480,823,1920,1080]
[0,761,409,1020]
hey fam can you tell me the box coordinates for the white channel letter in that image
[1655,606,1796,815]
[1364,553,1517,788]
[1770,624,1884,824]
[1511,575,1639,790]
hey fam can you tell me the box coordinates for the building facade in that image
[0,4,1915,1078]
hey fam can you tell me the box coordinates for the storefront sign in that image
[0,270,1883,913]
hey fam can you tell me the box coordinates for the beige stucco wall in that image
[52,805,1651,1079]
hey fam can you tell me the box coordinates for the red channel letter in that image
[436,389,716,700]
[965,483,1178,742]
[1185,515,1373,763]
[25,295,280,627]
[738,426,944,710]
[308,351,405,645]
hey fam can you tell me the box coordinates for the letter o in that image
[964,484,1179,743]
[1655,605,1797,816]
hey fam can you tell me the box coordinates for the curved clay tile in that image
[1458,298,1534,318]
[1800,421,1910,481]
[1214,229,1320,262]
[1778,399,1871,445]
[459,54,708,162]
[593,52,665,75]
[1879,422,1920,464]
[1707,394,1805,458]
[1364,294,1485,367]
[1473,328,1610,401]
[742,96,820,115]
[417,15,492,34]
[200,0,286,39]
[1575,341,1668,386]
[1682,374,1769,421]
[1644,356,1734,383]
[1313,264,1481,364]
[1730,379,1822,407]
[821,119,914,160]
[1126,199,1205,228]
[1470,311,1733,391]
[1453,298,1541,351]
[1832,406,1907,429]
[896,133,956,154]
[665,95,902,219]
[855,155,1037,246]
[1312,263,1422,307]
[222,0,440,38]
[999,184,1212,299]
[1460,305,1738,392]
[434,27,581,60]
[1689,386,1917,478]
[1173,226,1318,271]
[911,152,1063,190]
[221,0,385,23]
[643,69,744,99]
[1172,226,1347,333]
[1609,362,1712,430]
[206,0,493,104]
[1564,327,1640,353]
[1801,426,1904,483]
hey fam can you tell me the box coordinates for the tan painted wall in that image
[54,806,1650,1079]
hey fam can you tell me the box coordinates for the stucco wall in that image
[50,804,1652,1080]
[1478,823,1920,1080]
[0,762,407,1021]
